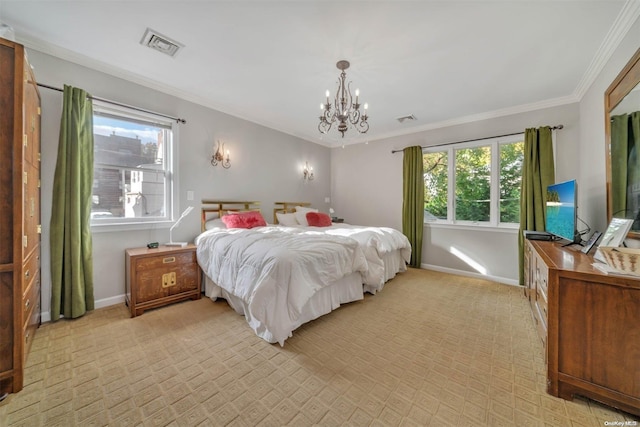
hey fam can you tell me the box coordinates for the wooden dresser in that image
[125,245,201,317]
[524,240,640,416]
[0,38,42,398]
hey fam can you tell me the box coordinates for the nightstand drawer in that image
[135,251,196,271]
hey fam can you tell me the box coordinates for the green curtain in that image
[611,112,640,222]
[50,85,95,320]
[518,127,555,285]
[402,146,424,268]
[611,114,629,217]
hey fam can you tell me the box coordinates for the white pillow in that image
[276,212,299,226]
[295,206,318,214]
[294,206,318,226]
[205,218,226,230]
[293,211,309,226]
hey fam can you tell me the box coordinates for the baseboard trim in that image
[40,294,126,323]
[420,263,520,287]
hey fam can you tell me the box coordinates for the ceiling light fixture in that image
[318,60,369,138]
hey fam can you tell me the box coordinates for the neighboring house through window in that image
[91,101,176,228]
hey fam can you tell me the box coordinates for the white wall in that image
[29,49,331,321]
[332,104,580,284]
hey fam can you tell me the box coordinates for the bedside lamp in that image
[166,206,194,247]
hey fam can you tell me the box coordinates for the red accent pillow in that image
[306,212,332,227]
[221,211,267,229]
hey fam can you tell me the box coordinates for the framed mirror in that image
[605,47,640,240]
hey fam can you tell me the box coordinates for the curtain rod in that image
[390,125,563,154]
[36,83,187,124]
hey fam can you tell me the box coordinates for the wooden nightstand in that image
[125,244,201,317]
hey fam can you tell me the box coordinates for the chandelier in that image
[318,60,369,138]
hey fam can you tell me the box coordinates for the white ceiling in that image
[1,1,638,147]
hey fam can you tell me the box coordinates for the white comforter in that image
[279,224,412,291]
[195,226,368,345]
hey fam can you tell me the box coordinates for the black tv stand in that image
[561,240,584,248]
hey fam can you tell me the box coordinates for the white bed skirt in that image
[204,272,364,345]
[363,250,408,294]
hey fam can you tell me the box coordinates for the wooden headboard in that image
[273,201,311,223]
[200,200,261,231]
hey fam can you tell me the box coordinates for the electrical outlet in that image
[324,197,330,203]
[187,190,194,201]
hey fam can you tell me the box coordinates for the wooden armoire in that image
[0,37,41,398]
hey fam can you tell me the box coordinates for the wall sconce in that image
[303,162,314,181]
[211,140,230,169]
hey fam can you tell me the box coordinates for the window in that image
[423,134,524,227]
[91,102,176,227]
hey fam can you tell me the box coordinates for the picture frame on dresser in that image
[594,218,633,262]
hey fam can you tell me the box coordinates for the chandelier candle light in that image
[319,60,369,138]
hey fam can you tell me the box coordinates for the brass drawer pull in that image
[163,257,176,264]
[25,269,30,278]
[25,299,30,309]
[162,272,177,288]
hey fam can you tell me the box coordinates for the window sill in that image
[91,220,173,233]
[423,221,519,234]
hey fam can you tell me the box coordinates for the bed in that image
[195,200,368,345]
[272,202,411,294]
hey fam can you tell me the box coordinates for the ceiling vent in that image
[396,114,417,123]
[140,28,184,58]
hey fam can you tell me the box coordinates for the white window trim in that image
[423,133,524,228]
[90,101,179,232]
[425,221,520,233]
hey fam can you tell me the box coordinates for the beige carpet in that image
[1,268,638,426]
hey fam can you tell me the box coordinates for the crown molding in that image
[343,94,580,147]
[573,0,640,99]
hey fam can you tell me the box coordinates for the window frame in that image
[423,133,524,229]
[90,101,178,232]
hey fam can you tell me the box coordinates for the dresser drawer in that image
[536,261,548,297]
[23,320,38,360]
[22,251,40,295]
[533,303,547,359]
[536,280,548,326]
[22,271,40,328]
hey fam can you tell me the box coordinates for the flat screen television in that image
[545,179,578,243]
